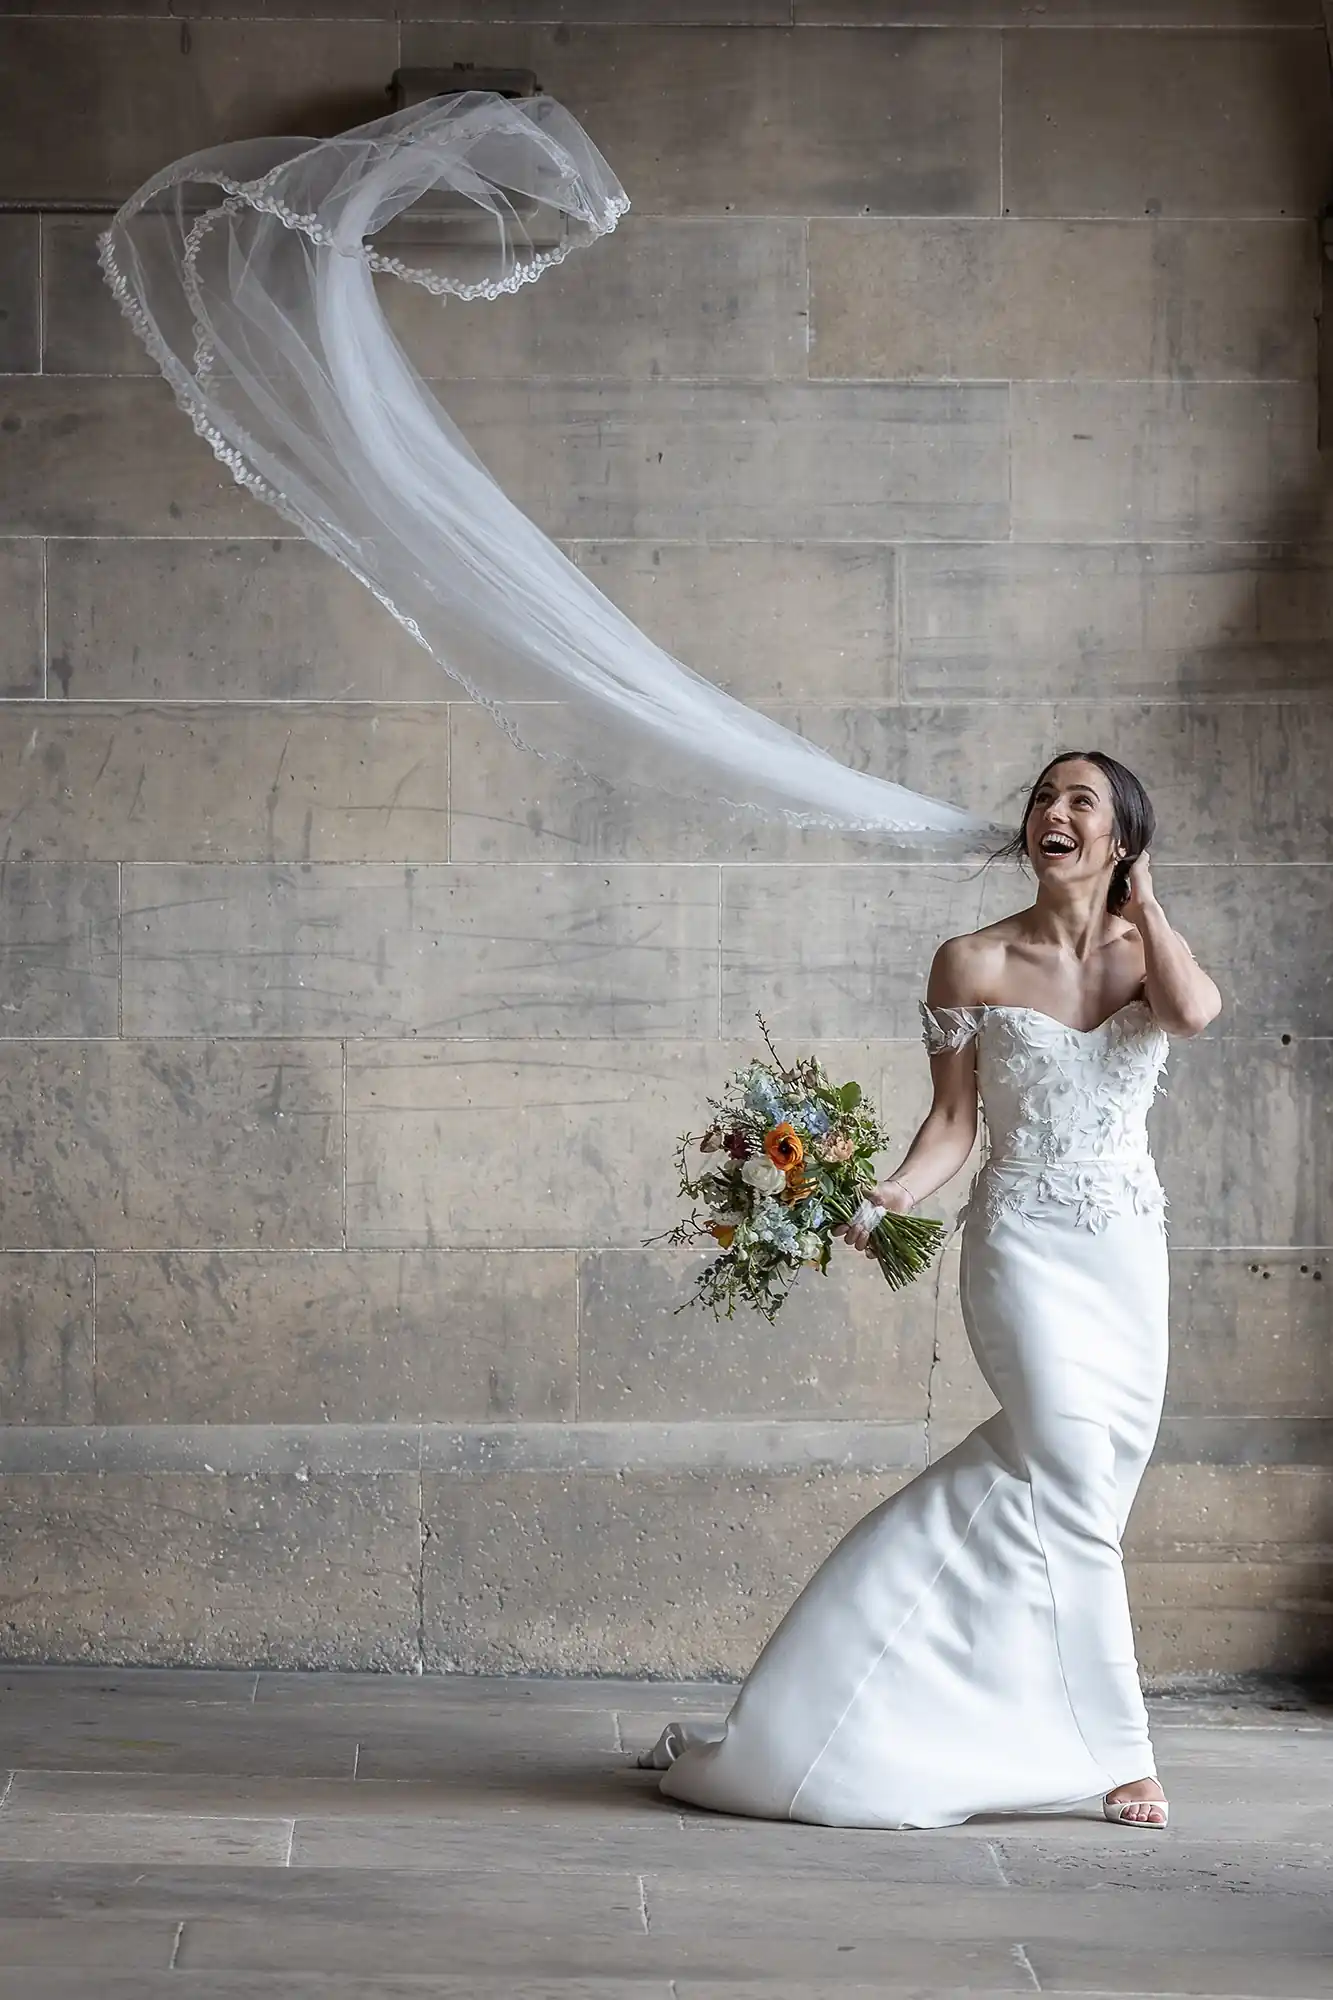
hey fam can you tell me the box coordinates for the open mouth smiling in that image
[1037,832,1078,858]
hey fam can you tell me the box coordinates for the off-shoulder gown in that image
[640,1000,1171,1829]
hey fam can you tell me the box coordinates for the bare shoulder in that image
[927,923,1013,1008]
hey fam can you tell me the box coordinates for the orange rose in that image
[710,1224,736,1248]
[764,1123,804,1171]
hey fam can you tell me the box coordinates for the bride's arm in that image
[1124,854,1222,1036]
[871,1043,979,1215]
[838,941,982,1250]
[873,939,982,1210]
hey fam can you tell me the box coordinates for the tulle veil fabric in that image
[99,90,988,842]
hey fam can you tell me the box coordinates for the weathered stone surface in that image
[0,1041,342,1250]
[92,1250,577,1424]
[0,1694,362,1774]
[1152,1039,1333,1248]
[177,1915,1028,1982]
[0,1475,419,1668]
[721,857,1332,1043]
[1154,1416,1333,1467]
[120,863,719,1039]
[1003,28,1331,218]
[23,0,399,12]
[0,1667,256,1703]
[0,380,270,537]
[1136,1607,1333,1680]
[901,543,1333,704]
[0,1812,292,1866]
[421,1470,907,1673]
[810,219,1315,382]
[0,20,398,202]
[0,1919,177,1971]
[41,217,147,376]
[799,1,1319,20]
[0,540,43,699]
[45,540,442,702]
[422,1,790,18]
[787,702,1333,866]
[1024,1945,1331,1997]
[1132,1461,1331,1551]
[352,1708,624,1785]
[576,1244,949,1422]
[720,864,994,1040]
[1165,1250,1332,1418]
[49,212,804,383]
[1128,1464,1333,1672]
[0,1255,94,1425]
[450,696,1333,868]
[0,705,452,862]
[0,863,118,1034]
[0,1977,664,2000]
[1012,384,1330,542]
[346,1038,923,1249]
[568,542,898,706]
[0,1425,422,1478]
[644,1878,1326,1953]
[403,23,1001,216]
[388,216,806,381]
[291,1812,987,1883]
[446,706,771,866]
[431,379,1009,542]
[0,217,37,373]
[991,1835,1332,1894]
[0,1420,923,1480]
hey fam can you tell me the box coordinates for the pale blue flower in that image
[745,1072,783,1121]
[796,1100,831,1139]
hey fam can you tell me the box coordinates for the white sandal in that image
[1103,1790,1169,1828]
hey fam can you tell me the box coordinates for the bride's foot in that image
[1103,1777,1168,1828]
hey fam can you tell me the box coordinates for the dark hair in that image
[993,751,1156,915]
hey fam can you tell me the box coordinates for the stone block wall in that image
[0,2,1328,1679]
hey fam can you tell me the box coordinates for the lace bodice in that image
[920,1001,1170,1232]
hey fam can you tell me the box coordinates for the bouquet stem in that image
[824,1188,946,1291]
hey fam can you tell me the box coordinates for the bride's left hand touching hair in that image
[1121,850,1157,928]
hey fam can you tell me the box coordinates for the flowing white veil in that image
[99,91,989,843]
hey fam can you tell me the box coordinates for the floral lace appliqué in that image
[972,1159,1167,1235]
[920,1003,986,1056]
[919,1001,1171,1235]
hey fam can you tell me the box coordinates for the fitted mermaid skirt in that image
[644,1002,1171,1829]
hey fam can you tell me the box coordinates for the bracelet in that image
[883,1177,916,1211]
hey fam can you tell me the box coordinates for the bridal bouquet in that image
[653,1018,945,1322]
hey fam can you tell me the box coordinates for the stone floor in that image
[0,1669,1328,1998]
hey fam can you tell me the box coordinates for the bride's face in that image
[1024,759,1121,886]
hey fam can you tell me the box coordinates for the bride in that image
[641,750,1222,1831]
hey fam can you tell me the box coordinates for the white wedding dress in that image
[641,999,1171,1829]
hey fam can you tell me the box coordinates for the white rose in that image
[741,1157,786,1195]
[799,1232,824,1260]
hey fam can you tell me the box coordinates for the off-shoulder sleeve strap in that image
[919,1001,986,1056]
